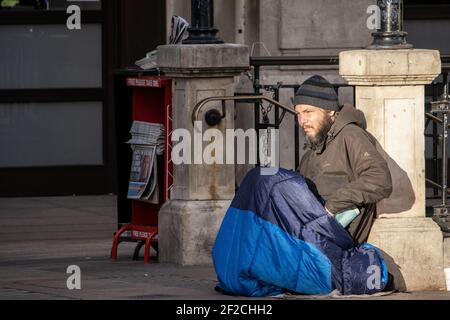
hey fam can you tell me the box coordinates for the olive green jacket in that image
[298,104,393,244]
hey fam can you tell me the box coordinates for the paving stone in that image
[0,195,449,300]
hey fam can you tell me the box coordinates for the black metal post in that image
[441,73,449,208]
[274,86,280,130]
[254,65,261,166]
[443,112,448,207]
[433,85,439,198]
[183,0,223,44]
[368,0,412,49]
[294,111,300,171]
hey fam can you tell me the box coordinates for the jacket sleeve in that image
[324,129,393,214]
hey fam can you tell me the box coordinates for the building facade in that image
[1,0,449,197]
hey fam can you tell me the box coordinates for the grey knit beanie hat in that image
[294,75,340,111]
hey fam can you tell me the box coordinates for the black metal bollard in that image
[182,0,223,44]
[368,0,412,49]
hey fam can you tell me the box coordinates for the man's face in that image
[295,104,334,146]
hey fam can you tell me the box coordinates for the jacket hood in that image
[313,104,367,154]
[330,104,367,136]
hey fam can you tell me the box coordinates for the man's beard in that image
[303,118,333,151]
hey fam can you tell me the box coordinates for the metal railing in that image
[190,55,450,206]
[191,56,345,169]
[425,73,450,199]
[250,55,450,197]
[250,56,352,170]
[191,95,297,129]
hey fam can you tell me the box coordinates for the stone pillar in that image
[157,44,249,265]
[340,49,446,291]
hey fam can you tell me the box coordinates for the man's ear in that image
[329,111,337,122]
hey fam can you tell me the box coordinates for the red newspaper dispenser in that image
[111,76,173,263]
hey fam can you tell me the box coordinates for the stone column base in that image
[368,217,446,291]
[158,200,231,266]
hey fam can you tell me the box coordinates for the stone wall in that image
[238,0,376,177]
[165,0,376,59]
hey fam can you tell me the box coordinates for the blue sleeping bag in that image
[212,168,388,297]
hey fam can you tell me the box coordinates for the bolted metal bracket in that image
[204,109,224,126]
[432,210,450,235]
[430,99,450,114]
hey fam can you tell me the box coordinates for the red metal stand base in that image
[111,224,158,263]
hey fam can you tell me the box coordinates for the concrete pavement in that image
[0,195,449,300]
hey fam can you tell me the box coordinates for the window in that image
[0,0,102,11]
[0,0,115,196]
[0,24,102,89]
